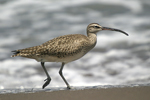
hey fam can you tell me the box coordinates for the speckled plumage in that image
[11,23,128,89]
[11,34,96,63]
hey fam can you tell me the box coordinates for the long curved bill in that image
[102,27,129,36]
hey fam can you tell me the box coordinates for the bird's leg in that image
[59,62,71,89]
[41,62,51,89]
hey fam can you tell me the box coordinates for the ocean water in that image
[0,0,150,89]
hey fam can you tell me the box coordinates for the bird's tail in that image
[11,46,39,57]
[11,50,21,57]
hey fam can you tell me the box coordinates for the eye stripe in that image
[94,26,100,28]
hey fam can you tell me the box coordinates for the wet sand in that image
[0,85,150,100]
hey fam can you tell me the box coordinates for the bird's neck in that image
[87,32,97,46]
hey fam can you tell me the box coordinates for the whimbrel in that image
[11,23,128,89]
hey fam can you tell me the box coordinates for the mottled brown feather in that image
[11,34,96,62]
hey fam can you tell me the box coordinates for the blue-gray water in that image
[0,0,150,89]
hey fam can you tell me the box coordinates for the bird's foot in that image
[67,85,71,89]
[42,77,51,89]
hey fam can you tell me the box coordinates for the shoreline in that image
[0,84,150,100]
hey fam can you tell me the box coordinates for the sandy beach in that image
[0,85,150,100]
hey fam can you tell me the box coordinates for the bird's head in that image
[87,23,129,36]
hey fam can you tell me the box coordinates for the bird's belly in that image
[35,51,86,63]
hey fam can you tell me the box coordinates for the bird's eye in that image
[94,26,100,28]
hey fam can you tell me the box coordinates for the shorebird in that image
[11,23,128,89]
